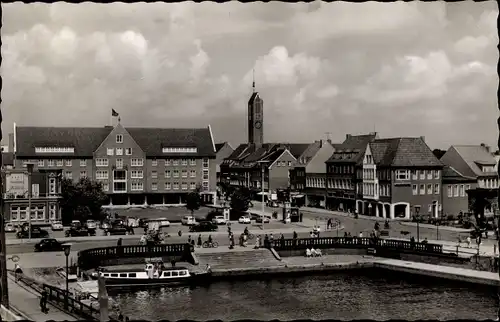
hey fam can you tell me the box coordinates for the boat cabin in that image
[98,266,190,280]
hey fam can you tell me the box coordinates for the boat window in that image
[162,271,171,277]
[110,273,118,277]
[129,273,136,278]
[119,273,127,278]
[179,271,187,276]
[103,274,109,277]
[171,271,179,277]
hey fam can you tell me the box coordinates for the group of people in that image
[187,234,215,247]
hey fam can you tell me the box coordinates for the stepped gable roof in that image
[452,145,497,177]
[373,137,443,167]
[2,152,14,166]
[16,126,216,158]
[126,127,215,157]
[15,126,112,157]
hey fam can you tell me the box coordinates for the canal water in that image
[111,269,498,320]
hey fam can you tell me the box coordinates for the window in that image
[465,184,471,191]
[116,158,123,168]
[453,185,459,197]
[80,159,87,167]
[96,158,108,167]
[165,159,172,166]
[165,170,171,178]
[107,148,114,156]
[32,184,40,198]
[102,182,109,192]
[434,184,440,195]
[190,159,196,166]
[113,182,126,192]
[113,170,126,180]
[56,160,63,167]
[151,171,158,179]
[181,183,188,190]
[419,170,425,180]
[131,170,143,179]
[190,170,196,178]
[412,184,418,195]
[38,160,45,167]
[181,170,188,178]
[35,147,75,154]
[173,170,179,178]
[181,159,188,166]
[31,206,45,220]
[96,170,108,180]
[131,158,143,167]
[131,182,144,191]
[190,182,196,190]
[427,171,433,180]
[203,158,209,168]
[202,181,209,191]
[65,160,72,167]
[49,204,57,220]
[152,182,158,191]
[116,134,123,143]
[447,185,453,197]
[152,159,158,167]
[203,170,209,180]
[395,170,409,180]
[171,159,178,166]
[460,184,465,197]
[162,147,197,153]
[65,171,73,180]
[419,184,425,195]
[288,161,292,167]
[49,178,56,195]
[173,182,179,190]
[428,204,432,213]
[434,170,440,179]
[116,148,123,156]
[48,160,55,167]
[125,148,132,155]
[165,182,171,190]
[411,170,417,180]
[80,171,87,179]
[426,184,432,195]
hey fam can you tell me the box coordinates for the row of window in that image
[396,170,440,181]
[35,147,75,154]
[10,204,57,221]
[306,177,326,189]
[412,183,440,196]
[107,148,133,156]
[355,183,390,197]
[328,165,355,174]
[478,178,498,189]
[25,159,86,168]
[276,161,293,167]
[362,168,376,180]
[65,171,87,180]
[100,180,210,192]
[447,184,471,198]
[96,158,209,168]
[362,182,377,197]
[328,179,354,190]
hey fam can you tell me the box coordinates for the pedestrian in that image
[188,235,192,244]
[255,235,260,249]
[229,233,235,249]
[280,233,285,248]
[197,234,202,248]
[264,234,269,248]
[293,231,298,240]
[118,312,124,321]
[171,259,176,267]
[40,290,48,314]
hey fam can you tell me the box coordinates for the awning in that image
[292,194,305,198]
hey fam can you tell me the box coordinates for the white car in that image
[238,216,251,224]
[157,218,171,227]
[51,221,64,231]
[86,220,97,230]
[181,216,197,226]
[212,216,227,225]
[4,223,16,233]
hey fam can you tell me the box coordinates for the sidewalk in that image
[399,221,473,233]
[7,275,77,321]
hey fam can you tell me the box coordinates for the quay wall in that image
[277,248,367,258]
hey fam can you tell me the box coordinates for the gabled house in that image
[289,140,340,207]
[214,142,234,183]
[441,165,477,216]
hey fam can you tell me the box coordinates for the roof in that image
[452,145,497,177]
[296,141,321,165]
[371,137,443,167]
[442,165,476,181]
[215,143,227,153]
[326,134,376,163]
[2,152,14,166]
[227,143,310,162]
[15,126,216,158]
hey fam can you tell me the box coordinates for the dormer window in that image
[116,134,123,143]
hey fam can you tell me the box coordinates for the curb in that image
[399,221,473,233]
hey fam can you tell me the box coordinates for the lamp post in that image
[257,161,268,230]
[415,206,421,242]
[26,163,35,240]
[62,243,72,310]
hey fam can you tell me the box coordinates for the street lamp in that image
[25,163,35,240]
[256,160,269,230]
[414,205,421,242]
[62,243,72,310]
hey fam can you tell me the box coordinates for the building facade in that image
[12,122,217,206]
[215,142,234,183]
[441,165,477,217]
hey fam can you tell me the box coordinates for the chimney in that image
[8,133,14,153]
[420,136,425,143]
[346,134,352,141]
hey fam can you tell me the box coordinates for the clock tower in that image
[248,77,264,147]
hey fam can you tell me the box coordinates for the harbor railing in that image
[42,284,99,320]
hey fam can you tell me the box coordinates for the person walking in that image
[197,234,202,248]
[40,290,48,314]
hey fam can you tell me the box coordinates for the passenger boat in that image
[90,263,211,287]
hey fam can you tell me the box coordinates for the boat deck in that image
[93,262,204,273]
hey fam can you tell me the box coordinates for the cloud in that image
[1,2,498,150]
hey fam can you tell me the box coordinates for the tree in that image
[185,191,202,214]
[230,189,251,213]
[59,177,107,224]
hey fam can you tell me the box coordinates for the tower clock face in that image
[254,121,262,129]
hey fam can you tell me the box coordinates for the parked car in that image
[51,221,64,231]
[189,221,218,232]
[156,218,171,228]
[4,223,16,233]
[71,220,81,227]
[85,220,97,230]
[34,238,64,252]
[100,221,111,229]
[66,226,93,237]
[238,216,251,224]
[103,225,133,236]
[17,227,49,239]
[181,216,197,226]
[255,216,270,224]
[212,216,228,225]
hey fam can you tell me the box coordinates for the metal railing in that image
[78,243,189,270]
[42,284,99,321]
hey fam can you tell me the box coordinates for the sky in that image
[1,1,498,150]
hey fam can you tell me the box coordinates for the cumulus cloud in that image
[1,2,498,149]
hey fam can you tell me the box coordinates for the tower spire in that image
[252,68,255,93]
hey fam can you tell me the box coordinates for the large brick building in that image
[11,121,217,206]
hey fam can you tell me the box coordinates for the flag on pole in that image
[111,109,119,117]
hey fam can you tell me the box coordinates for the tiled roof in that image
[343,133,378,148]
[452,145,496,177]
[326,134,376,163]
[15,127,112,157]
[16,126,216,158]
[296,141,321,165]
[442,165,476,182]
[372,137,443,167]
[226,143,310,163]
[2,152,14,166]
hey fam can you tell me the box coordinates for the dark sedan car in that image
[17,227,49,239]
[34,239,64,252]
[189,221,218,232]
[103,225,134,236]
